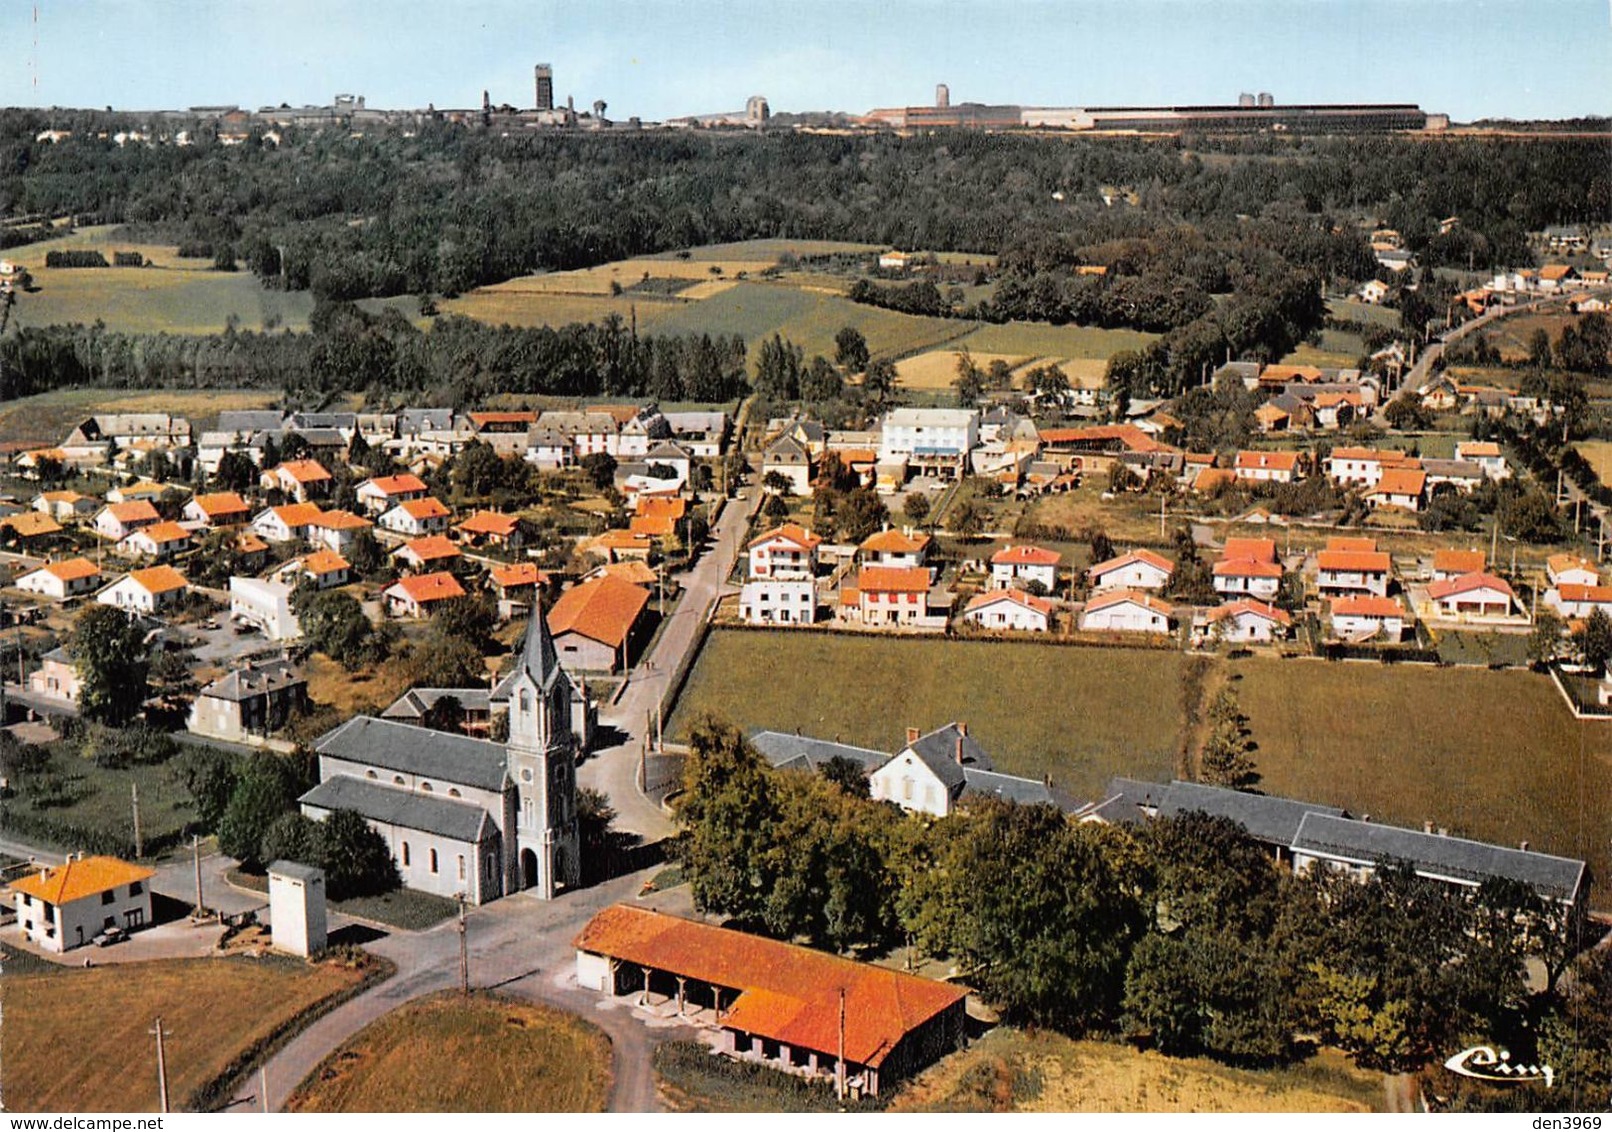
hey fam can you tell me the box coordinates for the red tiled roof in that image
[400,535,460,562]
[1331,595,1405,619]
[966,589,1053,616]
[1370,468,1427,497]
[265,503,324,527]
[8,856,154,906]
[312,509,373,531]
[1084,589,1175,616]
[39,558,100,582]
[574,905,967,1070]
[303,550,349,575]
[362,473,429,496]
[1037,424,1170,454]
[132,521,190,545]
[1427,572,1515,601]
[2,512,62,538]
[1557,584,1612,604]
[1213,556,1283,579]
[1089,549,1174,578]
[104,500,160,524]
[398,497,451,520]
[1317,549,1391,574]
[548,575,650,648]
[1326,537,1378,553]
[748,523,822,552]
[489,562,544,590]
[1222,537,1277,564]
[1208,598,1291,626]
[456,511,521,537]
[273,459,332,484]
[1432,549,1486,575]
[991,544,1060,567]
[860,529,931,555]
[387,571,466,605]
[126,565,187,595]
[1234,450,1303,472]
[855,566,931,594]
[190,492,250,519]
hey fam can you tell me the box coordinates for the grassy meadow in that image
[1,953,370,1112]
[1578,440,1612,487]
[287,992,611,1112]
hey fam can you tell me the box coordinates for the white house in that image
[97,566,188,614]
[11,855,155,953]
[1431,549,1487,582]
[747,524,822,580]
[963,589,1053,633]
[1366,468,1427,512]
[1546,583,1612,620]
[738,579,818,625]
[1080,590,1175,634]
[355,473,430,516]
[859,528,933,571]
[1426,572,1524,622]
[309,510,374,555]
[1204,598,1291,643]
[761,434,814,496]
[117,521,192,562]
[1453,441,1510,481]
[1213,538,1282,600]
[182,491,251,528]
[868,723,991,818]
[15,558,101,601]
[380,497,453,536]
[1325,447,1417,489]
[188,658,307,743]
[1087,550,1174,592]
[300,549,351,590]
[252,503,324,544]
[989,544,1060,592]
[261,459,332,502]
[94,501,161,541]
[230,576,301,640]
[1315,540,1392,597]
[1233,450,1306,484]
[1357,279,1390,304]
[879,407,979,481]
[27,647,80,704]
[32,491,98,523]
[1546,553,1599,590]
[383,571,466,618]
[1330,595,1408,641]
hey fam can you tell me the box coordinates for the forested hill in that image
[2,116,1607,303]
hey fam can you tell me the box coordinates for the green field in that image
[670,631,1612,903]
[644,238,884,262]
[1579,441,1612,488]
[955,321,1159,360]
[668,630,1188,796]
[1329,298,1403,330]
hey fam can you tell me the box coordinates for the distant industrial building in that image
[535,63,555,112]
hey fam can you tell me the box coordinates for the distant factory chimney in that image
[482,90,491,113]
[534,63,554,111]
[1257,92,1275,108]
[936,83,950,109]
[1237,92,1256,108]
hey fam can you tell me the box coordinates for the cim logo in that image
[1444,1046,1554,1089]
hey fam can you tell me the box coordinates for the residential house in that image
[32,490,97,522]
[546,575,651,672]
[395,535,462,573]
[869,722,995,818]
[1546,583,1612,620]
[747,524,822,580]
[1421,459,1486,495]
[1080,590,1175,634]
[989,544,1059,593]
[261,459,333,503]
[1325,447,1419,489]
[10,856,155,953]
[355,473,430,516]
[380,497,452,537]
[252,502,325,544]
[963,588,1053,632]
[1431,549,1487,582]
[467,411,539,457]
[384,571,467,618]
[15,558,101,601]
[1213,537,1283,599]
[1366,468,1427,511]
[1315,538,1392,597]
[117,521,192,561]
[1088,549,1174,592]
[1253,404,1291,433]
[761,434,814,496]
[235,532,270,573]
[1312,391,1365,430]
[104,481,178,507]
[94,500,162,541]
[525,427,573,469]
[1329,595,1409,641]
[97,566,188,614]
[62,413,191,458]
[381,687,498,737]
[643,440,693,485]
[1204,599,1290,643]
[585,529,656,563]
[229,577,300,640]
[301,550,351,590]
[1546,554,1599,590]
[662,411,729,458]
[27,647,80,704]
[739,579,818,626]
[188,658,308,743]
[1233,450,1306,484]
[182,492,251,528]
[455,511,527,551]
[615,407,672,459]
[843,566,941,628]
[0,511,63,546]
[878,407,980,481]
[309,509,374,555]
[488,562,547,620]
[1454,441,1510,480]
[1426,572,1524,622]
[859,528,933,572]
[629,496,688,541]
[1357,279,1390,304]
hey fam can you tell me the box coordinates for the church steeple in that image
[518,594,561,692]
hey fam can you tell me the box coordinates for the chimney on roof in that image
[955,734,964,765]
[958,720,968,737]
[1519,839,1530,852]
[1423,820,1434,834]
[906,726,919,746]
[1438,827,1448,837]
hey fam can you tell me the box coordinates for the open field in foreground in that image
[1,953,370,1112]
[1578,440,1612,488]
[890,1029,1382,1113]
[288,991,611,1112]
[670,631,1612,903]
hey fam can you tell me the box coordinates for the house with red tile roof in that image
[455,510,527,550]
[842,566,940,628]
[1213,537,1282,600]
[1203,598,1291,643]
[1426,572,1523,622]
[94,500,161,541]
[1316,538,1392,598]
[747,524,822,581]
[394,534,462,572]
[261,459,333,503]
[182,491,251,527]
[9,855,155,953]
[379,496,452,536]
[117,520,193,562]
[97,565,188,614]
[1431,549,1487,581]
[355,473,430,515]
[383,571,467,618]
[1233,450,1307,484]
[1330,594,1410,641]
[574,904,968,1097]
[1088,549,1174,592]
[1366,467,1427,511]
[15,557,101,601]
[1080,590,1175,634]
[547,575,651,671]
[963,588,1053,633]
[859,528,933,570]
[989,544,1060,593]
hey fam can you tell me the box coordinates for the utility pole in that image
[151,1017,171,1114]
[836,987,847,1102]
[132,783,143,858]
[259,1066,269,1115]
[457,894,469,996]
[191,834,204,919]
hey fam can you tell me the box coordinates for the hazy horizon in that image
[1,0,1608,122]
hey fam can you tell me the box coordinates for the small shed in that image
[268,860,327,957]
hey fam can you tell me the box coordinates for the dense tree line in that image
[2,117,1605,303]
[674,716,1589,1081]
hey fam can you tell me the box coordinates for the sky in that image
[1,0,1608,122]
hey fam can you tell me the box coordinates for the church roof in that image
[300,775,498,844]
[492,598,563,700]
[314,715,508,792]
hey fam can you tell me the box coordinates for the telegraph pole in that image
[131,783,143,858]
[457,894,469,995]
[151,1017,171,1113]
[191,834,204,919]
[836,988,847,1102]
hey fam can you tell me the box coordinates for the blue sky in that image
[2,1,1608,121]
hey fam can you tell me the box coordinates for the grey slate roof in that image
[288,412,357,431]
[198,658,304,703]
[268,860,324,883]
[382,687,494,720]
[216,410,287,433]
[400,408,457,434]
[663,411,727,436]
[750,731,889,775]
[300,775,497,844]
[315,715,508,792]
[763,435,810,465]
[1292,813,1586,904]
[905,724,993,794]
[961,768,1071,811]
[1421,459,1484,480]
[1157,780,1345,846]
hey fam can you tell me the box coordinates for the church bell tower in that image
[501,601,581,898]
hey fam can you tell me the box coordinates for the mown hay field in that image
[890,1028,1382,1113]
[2,954,368,1112]
[287,992,611,1112]
[896,350,1026,389]
[954,320,1158,359]
[1577,440,1612,487]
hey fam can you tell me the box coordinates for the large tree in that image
[217,752,305,869]
[69,604,150,726]
[672,715,782,925]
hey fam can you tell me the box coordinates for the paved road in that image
[230,866,696,1114]
[580,484,758,841]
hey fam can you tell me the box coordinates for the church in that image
[299,606,582,903]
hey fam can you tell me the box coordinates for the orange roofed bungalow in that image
[574,904,968,1097]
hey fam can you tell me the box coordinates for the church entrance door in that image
[521,848,539,890]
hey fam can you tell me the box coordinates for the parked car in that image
[93,925,128,947]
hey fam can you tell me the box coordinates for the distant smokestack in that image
[936,83,950,109]
[1423,820,1434,834]
[958,721,968,737]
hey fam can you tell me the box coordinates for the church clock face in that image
[521,768,533,782]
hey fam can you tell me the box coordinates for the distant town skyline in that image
[2,0,1608,122]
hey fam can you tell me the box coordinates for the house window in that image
[129,881,143,897]
[449,788,461,798]
[366,769,377,779]
[430,849,439,874]
[101,890,115,905]
[458,855,466,881]
[420,782,433,792]
[394,775,406,786]
[401,842,411,867]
